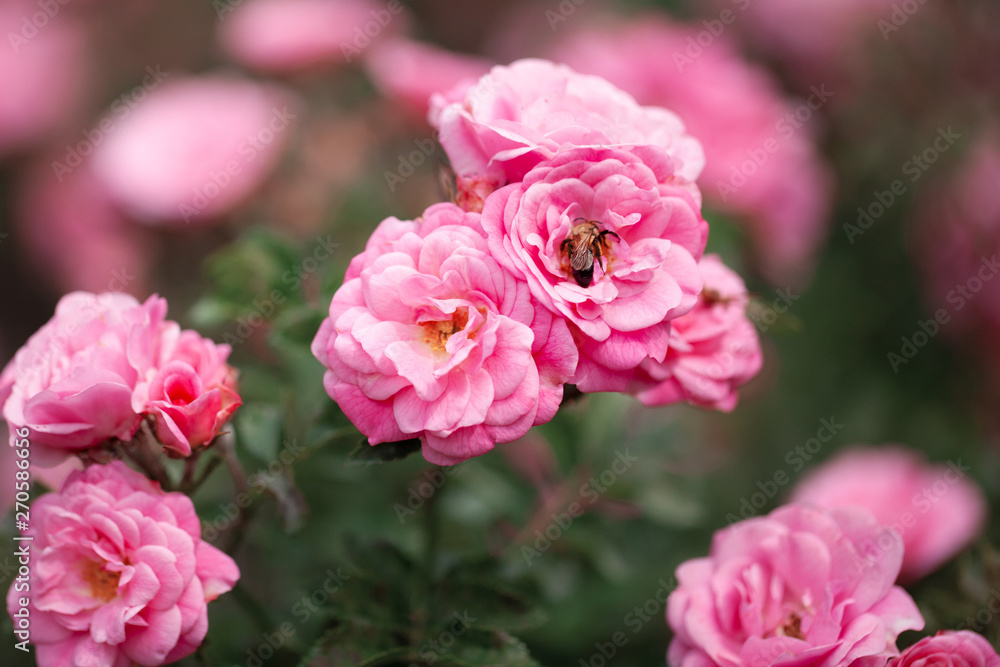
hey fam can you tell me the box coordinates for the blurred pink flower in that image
[15,156,151,295]
[132,331,241,457]
[629,254,762,411]
[430,59,705,203]
[91,76,296,225]
[5,461,239,666]
[481,146,706,393]
[312,202,577,465]
[553,18,834,284]
[791,445,987,582]
[364,37,492,118]
[889,631,1000,666]
[218,0,406,73]
[667,504,924,667]
[0,2,88,156]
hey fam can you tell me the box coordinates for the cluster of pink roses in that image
[312,59,763,465]
[667,445,992,666]
[0,291,242,463]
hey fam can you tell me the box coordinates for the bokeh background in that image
[2,0,1000,664]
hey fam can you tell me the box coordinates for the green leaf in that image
[235,402,284,462]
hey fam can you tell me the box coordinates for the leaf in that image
[235,402,284,462]
[348,439,422,464]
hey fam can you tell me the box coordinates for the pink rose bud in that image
[791,445,988,582]
[5,461,240,666]
[312,202,577,465]
[629,254,762,411]
[889,631,1000,666]
[668,504,925,666]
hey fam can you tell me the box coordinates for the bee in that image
[560,218,620,288]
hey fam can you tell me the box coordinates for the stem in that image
[136,421,173,491]
[186,455,224,496]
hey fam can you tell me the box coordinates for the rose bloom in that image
[312,202,577,465]
[0,293,160,464]
[430,58,705,202]
[132,329,241,457]
[364,37,492,119]
[791,445,987,582]
[668,504,925,667]
[218,0,406,73]
[6,461,239,667]
[0,1,88,156]
[629,254,762,411]
[889,631,1000,666]
[481,146,706,392]
[91,76,295,225]
[552,17,833,284]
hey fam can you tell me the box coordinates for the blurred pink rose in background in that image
[630,254,762,411]
[668,504,924,666]
[364,37,492,118]
[15,156,151,296]
[0,2,89,157]
[92,76,297,226]
[889,631,1000,666]
[5,461,239,667]
[553,17,834,285]
[218,0,407,73]
[791,445,988,582]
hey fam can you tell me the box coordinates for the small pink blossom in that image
[91,76,296,225]
[889,631,1000,666]
[480,146,706,393]
[667,504,925,667]
[629,254,762,411]
[364,37,492,118]
[5,461,239,666]
[132,331,241,457]
[219,0,406,73]
[552,18,833,284]
[312,202,577,465]
[430,58,705,204]
[791,445,987,582]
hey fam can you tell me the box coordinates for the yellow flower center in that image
[422,310,469,352]
[82,560,121,603]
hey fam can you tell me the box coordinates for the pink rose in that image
[312,202,577,465]
[5,461,239,666]
[630,254,762,411]
[133,331,241,457]
[0,293,164,463]
[481,146,706,392]
[552,17,833,284]
[889,631,1000,666]
[218,0,406,73]
[791,446,988,582]
[91,76,296,225]
[430,59,705,201]
[0,1,88,156]
[364,37,492,118]
[668,504,925,667]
